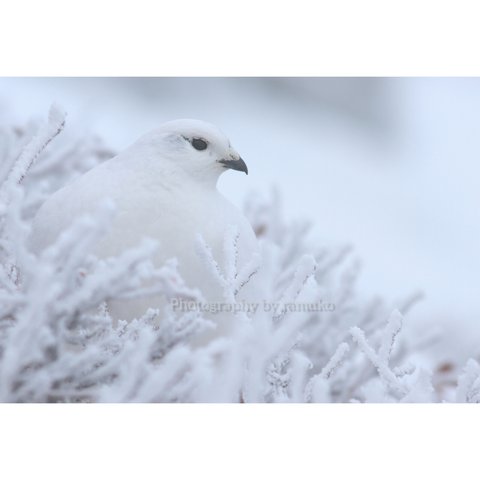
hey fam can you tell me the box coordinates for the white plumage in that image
[30,119,258,330]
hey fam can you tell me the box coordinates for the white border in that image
[1,0,480,75]
[1,404,478,479]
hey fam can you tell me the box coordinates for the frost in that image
[2,104,66,192]
[0,106,476,402]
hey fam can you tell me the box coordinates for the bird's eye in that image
[191,138,208,151]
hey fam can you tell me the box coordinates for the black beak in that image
[218,157,248,175]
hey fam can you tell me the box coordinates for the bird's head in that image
[133,119,248,186]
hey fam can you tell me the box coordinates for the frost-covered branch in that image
[2,105,66,191]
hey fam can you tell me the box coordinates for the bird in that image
[30,119,259,338]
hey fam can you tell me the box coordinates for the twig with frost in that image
[350,310,420,400]
[273,254,316,322]
[304,342,350,402]
[2,105,66,190]
[195,227,260,302]
[350,311,406,397]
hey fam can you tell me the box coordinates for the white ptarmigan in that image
[30,119,258,332]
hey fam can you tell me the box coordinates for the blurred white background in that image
[1,77,479,364]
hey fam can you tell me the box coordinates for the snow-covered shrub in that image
[0,106,477,402]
